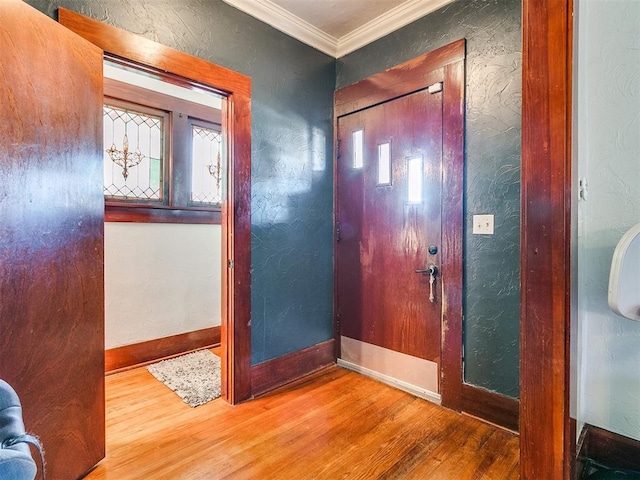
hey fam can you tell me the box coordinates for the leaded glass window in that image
[191,124,223,205]
[103,104,165,201]
[102,61,224,223]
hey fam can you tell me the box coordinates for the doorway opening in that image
[59,8,253,404]
[102,59,225,374]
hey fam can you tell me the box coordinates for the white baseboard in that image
[337,358,441,405]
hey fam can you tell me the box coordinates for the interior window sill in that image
[105,203,221,224]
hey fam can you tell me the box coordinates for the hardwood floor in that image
[85,361,519,479]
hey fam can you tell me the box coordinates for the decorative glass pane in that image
[103,105,163,200]
[377,142,391,185]
[191,125,223,205]
[407,155,423,204]
[353,129,364,169]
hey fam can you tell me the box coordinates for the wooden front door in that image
[337,88,443,363]
[0,2,105,479]
[335,41,465,404]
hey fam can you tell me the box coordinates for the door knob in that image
[415,265,438,303]
[414,265,438,276]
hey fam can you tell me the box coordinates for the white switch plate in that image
[473,214,494,235]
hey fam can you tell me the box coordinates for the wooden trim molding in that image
[460,384,519,432]
[576,424,640,477]
[102,77,224,223]
[105,326,221,374]
[104,77,222,124]
[57,9,250,97]
[251,340,335,397]
[334,38,465,117]
[105,204,221,224]
[520,0,573,478]
[59,8,253,404]
[333,39,466,413]
[439,42,466,413]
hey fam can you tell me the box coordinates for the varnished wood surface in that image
[336,89,443,362]
[105,326,221,373]
[221,91,253,404]
[85,363,518,479]
[58,8,251,97]
[520,0,573,478]
[104,203,222,224]
[461,384,519,433]
[60,8,253,404]
[0,2,105,479]
[334,39,465,117]
[439,52,465,412]
[251,339,335,396]
[334,39,465,413]
[578,424,640,474]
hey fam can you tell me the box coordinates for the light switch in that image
[473,214,494,235]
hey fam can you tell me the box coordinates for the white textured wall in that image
[577,0,640,441]
[104,223,221,349]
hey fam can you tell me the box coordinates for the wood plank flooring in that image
[84,361,519,479]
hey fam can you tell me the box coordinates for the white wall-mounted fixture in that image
[608,222,640,321]
[472,214,494,235]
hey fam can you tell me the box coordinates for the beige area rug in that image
[146,350,221,407]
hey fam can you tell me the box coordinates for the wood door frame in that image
[520,0,574,478]
[59,8,253,404]
[334,39,465,410]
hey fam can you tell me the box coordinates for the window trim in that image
[103,73,223,224]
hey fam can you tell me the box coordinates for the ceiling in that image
[222,0,457,58]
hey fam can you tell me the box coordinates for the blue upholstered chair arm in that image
[0,380,39,480]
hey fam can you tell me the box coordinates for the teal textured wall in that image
[28,0,522,396]
[27,0,336,365]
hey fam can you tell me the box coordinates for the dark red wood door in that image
[337,87,443,364]
[0,2,105,479]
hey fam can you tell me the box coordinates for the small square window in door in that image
[377,142,391,186]
[352,129,364,169]
[407,155,423,203]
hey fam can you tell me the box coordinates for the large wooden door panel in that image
[0,2,105,479]
[337,88,443,363]
[334,40,465,409]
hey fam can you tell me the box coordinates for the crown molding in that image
[222,0,339,57]
[223,0,457,58]
[336,0,457,57]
